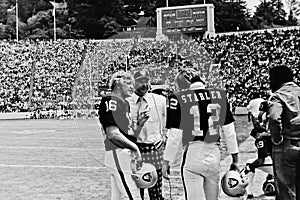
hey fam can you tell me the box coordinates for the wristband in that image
[272,136,283,145]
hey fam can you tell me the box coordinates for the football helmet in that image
[176,68,205,89]
[221,170,249,197]
[131,161,158,189]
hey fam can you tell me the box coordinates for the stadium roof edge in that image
[156,3,214,11]
[216,25,300,36]
[89,38,156,42]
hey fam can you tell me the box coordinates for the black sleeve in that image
[99,97,120,128]
[166,94,181,129]
[259,101,268,112]
[210,88,234,126]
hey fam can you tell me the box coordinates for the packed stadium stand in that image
[1,28,299,117]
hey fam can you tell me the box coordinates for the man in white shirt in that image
[127,70,167,200]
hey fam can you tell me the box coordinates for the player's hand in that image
[131,150,143,172]
[243,164,255,174]
[162,160,170,180]
[137,105,150,127]
[132,146,142,163]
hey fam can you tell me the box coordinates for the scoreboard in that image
[156,4,215,39]
[162,7,207,32]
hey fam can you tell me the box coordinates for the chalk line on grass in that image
[0,163,106,170]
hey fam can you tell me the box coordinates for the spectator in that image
[268,65,300,200]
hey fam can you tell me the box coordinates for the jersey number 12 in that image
[190,103,221,136]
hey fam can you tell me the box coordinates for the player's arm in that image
[222,122,239,170]
[247,158,265,172]
[164,128,182,162]
[161,96,168,140]
[268,96,283,145]
[246,104,252,122]
[163,128,183,180]
[153,95,168,149]
[163,95,182,179]
[106,125,141,161]
[248,112,252,122]
[164,95,181,162]
[219,98,239,170]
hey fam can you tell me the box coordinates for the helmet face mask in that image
[221,170,249,197]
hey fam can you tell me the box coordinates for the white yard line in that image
[0,137,101,140]
[0,146,102,150]
[0,164,106,170]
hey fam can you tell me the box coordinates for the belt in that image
[136,142,156,147]
[193,136,220,144]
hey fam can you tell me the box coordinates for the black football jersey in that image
[99,95,133,151]
[166,88,234,146]
[259,101,268,113]
[254,135,273,158]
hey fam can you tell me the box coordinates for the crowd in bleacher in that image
[0,28,299,115]
[0,39,88,114]
[204,29,300,107]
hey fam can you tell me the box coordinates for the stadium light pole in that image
[53,1,57,41]
[16,0,19,42]
[166,0,168,7]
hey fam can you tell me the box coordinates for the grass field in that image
[0,115,253,200]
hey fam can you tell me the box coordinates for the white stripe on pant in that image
[105,148,142,200]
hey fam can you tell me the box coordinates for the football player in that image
[162,68,239,200]
[247,92,266,133]
[98,71,149,200]
[243,100,275,198]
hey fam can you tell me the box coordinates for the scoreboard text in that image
[162,7,207,33]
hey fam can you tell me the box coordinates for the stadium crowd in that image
[0,28,299,114]
[0,39,88,113]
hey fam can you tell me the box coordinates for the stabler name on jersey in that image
[180,90,222,104]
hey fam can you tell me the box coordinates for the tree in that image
[0,0,12,24]
[214,0,252,32]
[252,0,287,27]
[287,9,298,25]
[272,0,287,25]
[253,0,275,27]
[0,0,296,39]
[285,0,300,24]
